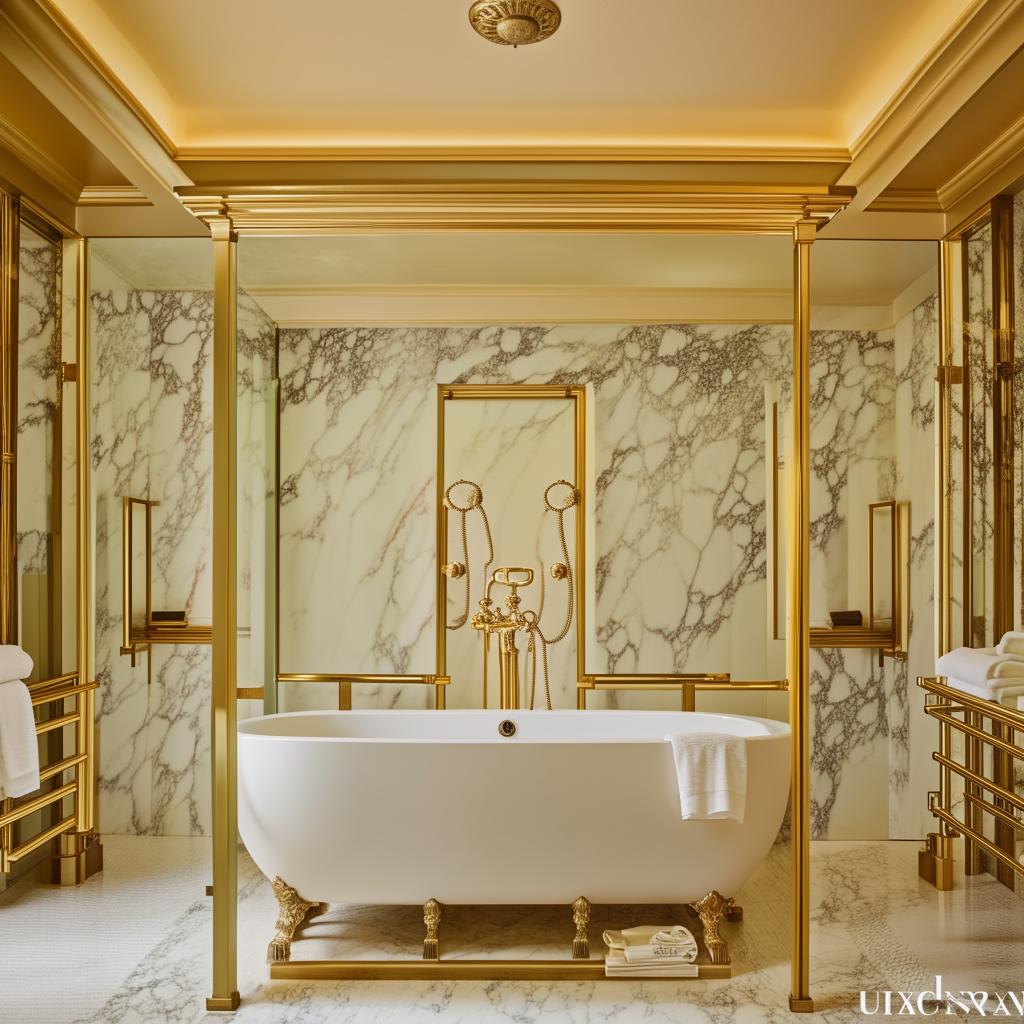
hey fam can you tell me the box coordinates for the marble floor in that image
[0,837,1021,1023]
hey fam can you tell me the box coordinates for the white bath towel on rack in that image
[996,632,1024,659]
[0,645,33,686]
[0,678,39,799]
[665,732,747,823]
[942,676,1024,707]
[935,647,1024,689]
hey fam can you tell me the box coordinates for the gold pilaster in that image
[208,216,240,1012]
[788,217,815,1014]
[936,238,955,660]
[0,189,18,645]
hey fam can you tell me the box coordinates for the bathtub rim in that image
[238,707,790,745]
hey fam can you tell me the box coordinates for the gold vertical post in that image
[435,386,447,696]
[574,388,586,689]
[208,218,240,1012]
[990,194,1016,888]
[788,218,815,1014]
[0,188,18,644]
[936,239,955,660]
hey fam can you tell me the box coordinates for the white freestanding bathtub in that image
[238,709,790,906]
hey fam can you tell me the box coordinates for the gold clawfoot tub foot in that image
[693,890,733,965]
[267,877,323,963]
[571,896,591,959]
[423,898,443,960]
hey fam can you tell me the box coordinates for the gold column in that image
[208,217,240,1012]
[0,189,18,644]
[936,239,955,660]
[574,387,586,688]
[990,195,1016,888]
[435,386,447,691]
[788,218,815,1014]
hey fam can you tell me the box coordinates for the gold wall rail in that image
[0,672,99,874]
[577,673,787,711]
[918,676,1024,892]
[277,673,450,710]
[121,495,212,668]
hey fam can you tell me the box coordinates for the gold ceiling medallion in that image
[468,0,561,47]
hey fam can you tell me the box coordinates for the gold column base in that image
[205,992,240,1012]
[571,896,591,959]
[267,877,326,963]
[423,898,442,960]
[789,996,815,1012]
[52,830,103,886]
[918,833,955,891]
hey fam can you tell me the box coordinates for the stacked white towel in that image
[665,732,747,823]
[936,640,1024,705]
[0,646,38,799]
[603,925,699,978]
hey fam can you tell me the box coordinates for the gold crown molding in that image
[840,0,1024,211]
[867,189,944,213]
[0,112,82,202]
[174,143,852,165]
[77,185,151,207]
[938,110,1024,210]
[176,183,854,235]
[26,0,177,160]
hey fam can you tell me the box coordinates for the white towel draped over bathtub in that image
[664,732,747,823]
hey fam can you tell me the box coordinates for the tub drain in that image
[498,719,517,738]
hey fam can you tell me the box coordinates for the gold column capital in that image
[793,218,818,245]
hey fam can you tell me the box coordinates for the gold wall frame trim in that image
[178,183,853,236]
[277,673,450,711]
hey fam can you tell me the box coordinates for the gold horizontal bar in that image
[270,959,731,981]
[926,706,1024,761]
[0,782,77,829]
[696,679,788,691]
[38,752,88,785]
[919,677,1024,732]
[236,687,264,700]
[131,626,212,645]
[442,385,583,401]
[931,806,1024,880]
[584,673,730,683]
[6,814,76,863]
[30,679,98,707]
[36,711,80,736]
[278,673,450,685]
[964,791,1024,834]
[26,671,78,693]
[810,627,895,648]
[933,751,1024,814]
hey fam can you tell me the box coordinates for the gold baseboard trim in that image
[270,959,732,981]
[205,992,241,1011]
[53,831,103,886]
[789,996,815,1012]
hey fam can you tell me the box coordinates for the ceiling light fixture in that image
[468,0,561,48]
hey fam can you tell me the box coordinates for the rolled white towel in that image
[935,647,1024,690]
[0,679,39,799]
[996,631,1024,659]
[0,644,33,685]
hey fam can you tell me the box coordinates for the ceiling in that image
[49,0,970,152]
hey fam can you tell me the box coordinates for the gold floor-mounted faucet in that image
[443,480,577,710]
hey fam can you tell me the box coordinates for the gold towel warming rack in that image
[0,672,102,883]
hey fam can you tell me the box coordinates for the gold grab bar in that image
[577,674,787,710]
[277,673,451,710]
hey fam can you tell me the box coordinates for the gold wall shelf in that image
[120,496,212,666]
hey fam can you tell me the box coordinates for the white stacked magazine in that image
[603,925,700,978]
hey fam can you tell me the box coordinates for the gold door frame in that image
[930,196,1017,889]
[0,185,101,886]
[184,182,853,1012]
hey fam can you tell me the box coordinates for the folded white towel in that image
[0,645,33,686]
[665,732,747,823]
[943,676,1024,707]
[935,647,1024,689]
[996,631,1024,659]
[602,925,699,965]
[0,679,39,799]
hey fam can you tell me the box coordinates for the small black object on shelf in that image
[828,610,862,628]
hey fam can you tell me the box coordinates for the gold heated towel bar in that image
[577,674,788,711]
[0,672,99,873]
[276,673,451,710]
[917,676,1024,891]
